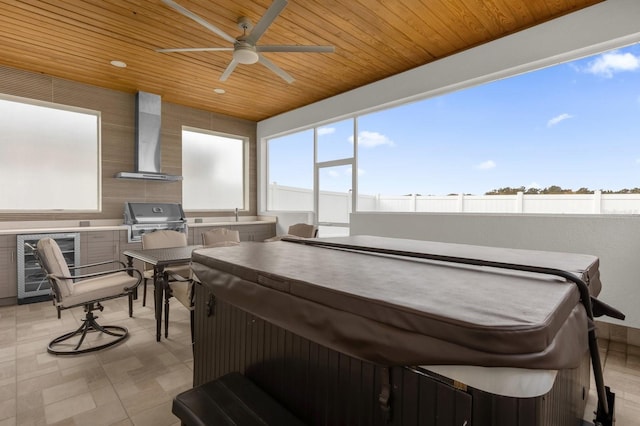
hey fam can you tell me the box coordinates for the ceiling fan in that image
[157,0,335,83]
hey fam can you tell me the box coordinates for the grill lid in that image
[124,202,186,224]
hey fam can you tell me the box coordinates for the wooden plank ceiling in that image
[0,0,601,122]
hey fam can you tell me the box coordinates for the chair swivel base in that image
[48,310,128,355]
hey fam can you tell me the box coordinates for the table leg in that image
[164,272,170,338]
[154,266,165,342]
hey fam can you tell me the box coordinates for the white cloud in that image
[528,182,541,189]
[317,126,335,135]
[327,169,340,177]
[475,160,496,170]
[349,131,395,148]
[584,51,640,78]
[547,113,573,127]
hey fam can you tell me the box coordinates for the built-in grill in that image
[124,202,187,243]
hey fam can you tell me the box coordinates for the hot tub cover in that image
[190,236,601,370]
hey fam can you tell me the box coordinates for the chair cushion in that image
[264,224,317,242]
[145,264,192,280]
[167,264,192,279]
[170,281,193,310]
[287,223,316,238]
[37,238,73,297]
[61,271,138,307]
[202,240,240,248]
[142,230,189,282]
[142,230,187,249]
[202,228,240,246]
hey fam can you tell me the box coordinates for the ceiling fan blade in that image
[162,0,236,44]
[156,47,233,53]
[246,0,288,45]
[219,59,239,81]
[258,54,294,84]
[257,45,335,53]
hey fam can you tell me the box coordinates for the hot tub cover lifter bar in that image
[284,237,624,426]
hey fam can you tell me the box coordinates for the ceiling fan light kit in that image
[233,43,259,64]
[159,0,335,83]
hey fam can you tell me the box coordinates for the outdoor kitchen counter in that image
[0,216,276,235]
[0,217,277,303]
[187,217,277,244]
[0,223,127,235]
[188,218,276,227]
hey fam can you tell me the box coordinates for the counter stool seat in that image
[172,372,305,426]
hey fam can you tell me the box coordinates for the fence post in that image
[593,190,602,214]
[411,194,417,212]
[457,193,464,212]
[516,192,524,213]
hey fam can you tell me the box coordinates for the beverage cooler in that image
[17,233,80,304]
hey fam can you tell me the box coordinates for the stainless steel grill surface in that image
[123,202,187,242]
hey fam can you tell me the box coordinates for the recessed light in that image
[110,60,127,68]
[214,88,226,94]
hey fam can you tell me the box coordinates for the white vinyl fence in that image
[268,184,640,219]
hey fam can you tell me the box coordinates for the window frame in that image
[264,42,640,218]
[0,94,102,213]
[181,126,249,213]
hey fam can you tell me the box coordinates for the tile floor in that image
[589,338,640,425]
[1,293,639,425]
[0,292,193,426]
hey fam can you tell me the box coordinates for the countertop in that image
[0,216,276,235]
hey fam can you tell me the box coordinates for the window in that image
[0,95,100,211]
[182,128,247,211]
[356,43,640,214]
[317,119,354,163]
[266,43,640,216]
[267,129,314,211]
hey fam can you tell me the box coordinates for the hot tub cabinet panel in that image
[193,289,590,426]
[191,236,603,425]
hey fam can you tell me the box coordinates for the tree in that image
[541,185,567,194]
[576,187,593,194]
[485,186,525,195]
[485,185,640,195]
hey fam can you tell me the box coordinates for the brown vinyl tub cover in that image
[190,235,602,370]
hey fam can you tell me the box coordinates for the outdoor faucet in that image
[235,208,239,222]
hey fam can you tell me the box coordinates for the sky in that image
[269,43,640,196]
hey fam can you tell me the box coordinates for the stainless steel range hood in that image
[115,92,182,182]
